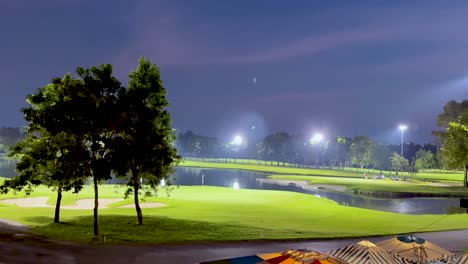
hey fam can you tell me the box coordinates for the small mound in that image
[62,198,123,210]
[118,202,166,208]
[0,197,124,209]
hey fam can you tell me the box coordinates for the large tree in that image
[390,152,409,175]
[438,123,468,186]
[74,65,123,235]
[349,136,373,168]
[112,57,180,225]
[23,66,122,236]
[414,149,436,171]
[434,100,468,187]
[257,132,292,163]
[365,143,390,170]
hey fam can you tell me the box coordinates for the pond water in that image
[174,167,466,215]
[0,156,16,178]
[1,158,465,215]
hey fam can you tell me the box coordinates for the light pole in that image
[310,133,324,168]
[398,124,407,156]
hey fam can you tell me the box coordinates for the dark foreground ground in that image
[1,221,467,264]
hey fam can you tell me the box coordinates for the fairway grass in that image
[180,160,465,182]
[180,160,363,177]
[1,185,468,244]
[268,175,468,196]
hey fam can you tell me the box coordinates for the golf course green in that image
[0,159,467,244]
[1,183,468,244]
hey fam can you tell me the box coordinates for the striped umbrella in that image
[451,255,468,264]
[199,250,349,264]
[327,240,405,264]
[376,235,455,264]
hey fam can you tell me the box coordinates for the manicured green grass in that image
[180,160,362,177]
[267,175,468,195]
[0,181,129,206]
[1,185,468,244]
[180,160,465,182]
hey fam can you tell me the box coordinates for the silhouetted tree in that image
[434,100,468,187]
[257,132,291,163]
[365,143,391,170]
[414,150,436,170]
[390,153,409,175]
[349,136,373,168]
[112,57,180,225]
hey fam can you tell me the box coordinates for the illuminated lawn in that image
[181,160,465,182]
[180,160,362,177]
[1,186,468,244]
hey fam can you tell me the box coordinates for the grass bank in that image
[267,175,468,197]
[180,160,465,183]
[180,160,362,177]
[1,186,468,244]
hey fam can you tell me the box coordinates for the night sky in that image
[1,0,468,144]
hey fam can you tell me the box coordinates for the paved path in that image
[0,220,467,264]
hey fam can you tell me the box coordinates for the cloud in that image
[113,2,468,70]
[254,91,349,104]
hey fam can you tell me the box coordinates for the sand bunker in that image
[61,198,123,210]
[118,203,166,208]
[1,197,49,207]
[0,197,166,210]
[1,197,123,210]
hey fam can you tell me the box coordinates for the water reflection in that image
[173,167,465,215]
[0,159,465,215]
[0,156,16,177]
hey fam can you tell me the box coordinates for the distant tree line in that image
[176,130,441,174]
[176,99,468,185]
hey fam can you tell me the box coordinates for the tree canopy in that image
[112,57,180,225]
[434,100,468,187]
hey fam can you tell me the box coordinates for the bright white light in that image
[160,178,166,187]
[232,135,243,145]
[399,124,408,131]
[310,133,324,144]
[314,194,321,198]
[233,180,240,190]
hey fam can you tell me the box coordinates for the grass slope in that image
[180,160,465,182]
[1,185,468,244]
[268,175,468,196]
[180,160,362,177]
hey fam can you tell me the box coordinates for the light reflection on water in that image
[1,158,465,215]
[173,167,466,215]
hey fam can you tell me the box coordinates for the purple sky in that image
[1,0,468,143]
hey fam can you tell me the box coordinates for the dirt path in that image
[0,218,467,264]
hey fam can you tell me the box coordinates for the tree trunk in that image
[132,168,143,225]
[54,186,62,223]
[93,176,99,236]
[464,165,468,188]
